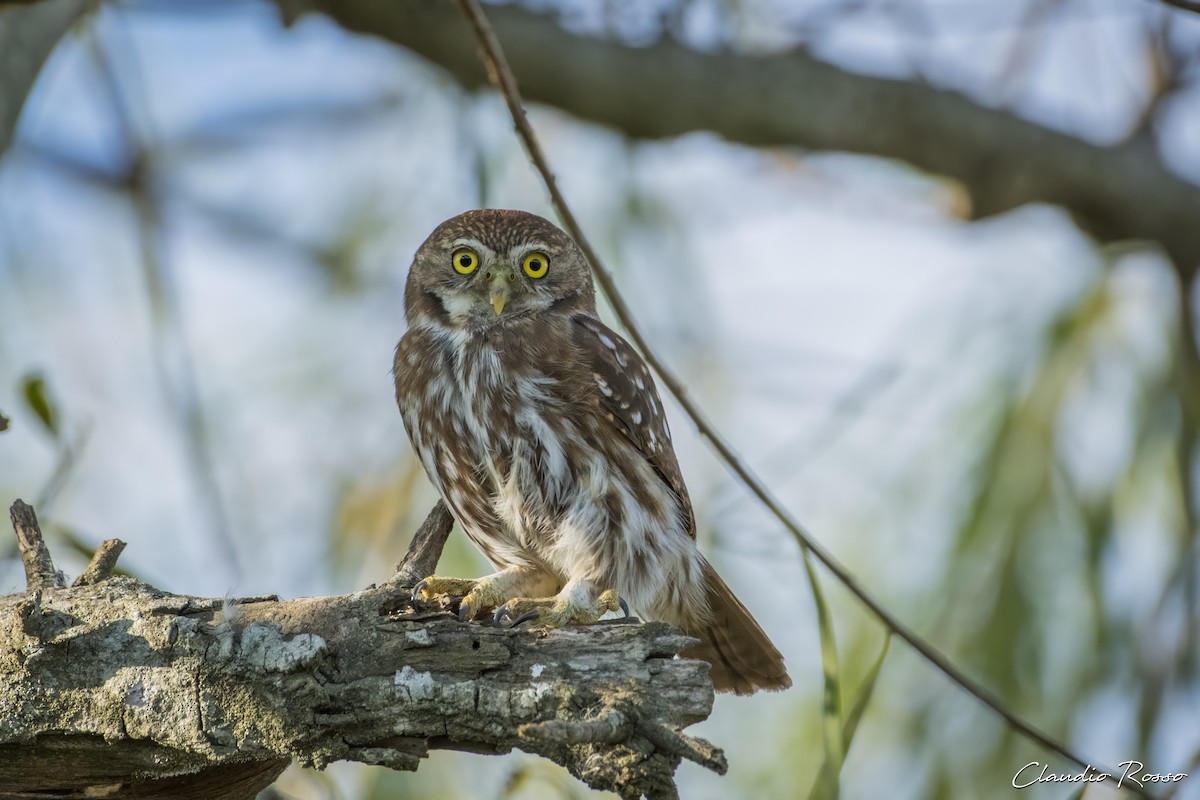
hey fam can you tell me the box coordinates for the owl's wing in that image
[571,314,695,539]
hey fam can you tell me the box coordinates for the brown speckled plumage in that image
[393,209,790,694]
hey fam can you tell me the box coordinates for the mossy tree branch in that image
[1,501,724,800]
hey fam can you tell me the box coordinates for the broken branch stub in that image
[9,499,64,590]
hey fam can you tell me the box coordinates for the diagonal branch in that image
[450,1,1161,796]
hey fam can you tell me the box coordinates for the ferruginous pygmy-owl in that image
[393,209,790,694]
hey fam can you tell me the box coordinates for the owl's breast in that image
[457,339,582,541]
[394,325,585,567]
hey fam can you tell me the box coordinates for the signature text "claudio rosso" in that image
[1012,761,1188,789]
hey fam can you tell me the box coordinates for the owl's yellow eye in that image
[452,248,478,275]
[522,252,549,279]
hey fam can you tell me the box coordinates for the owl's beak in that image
[488,268,514,315]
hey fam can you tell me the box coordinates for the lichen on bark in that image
[1,501,725,800]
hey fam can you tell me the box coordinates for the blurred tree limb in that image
[274,0,1200,277]
[1159,0,1200,14]
[0,0,89,155]
[1,500,722,800]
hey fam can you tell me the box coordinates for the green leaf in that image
[842,633,890,751]
[0,408,9,432]
[806,632,891,800]
[803,550,843,800]
[21,373,59,439]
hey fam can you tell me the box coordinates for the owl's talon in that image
[491,603,537,627]
[509,610,541,628]
[411,579,431,605]
[494,587,627,629]
[458,599,474,622]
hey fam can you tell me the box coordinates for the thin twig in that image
[10,500,65,590]
[518,709,629,745]
[638,722,728,775]
[704,359,899,528]
[450,2,1159,796]
[73,538,127,587]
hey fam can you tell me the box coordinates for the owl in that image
[393,209,790,694]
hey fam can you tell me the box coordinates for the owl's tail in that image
[676,561,792,695]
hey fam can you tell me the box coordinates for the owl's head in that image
[405,209,596,329]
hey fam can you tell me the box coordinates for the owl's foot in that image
[412,575,507,621]
[494,588,631,628]
[413,568,559,622]
[412,576,478,605]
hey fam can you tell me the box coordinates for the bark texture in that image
[1,503,724,800]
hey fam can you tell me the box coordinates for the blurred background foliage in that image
[1,0,1199,798]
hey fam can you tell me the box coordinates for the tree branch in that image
[1158,0,1200,16]
[2,503,721,800]
[0,0,90,158]
[273,0,1200,277]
